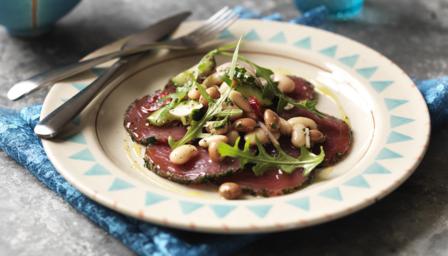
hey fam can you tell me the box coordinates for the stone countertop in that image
[0,0,447,255]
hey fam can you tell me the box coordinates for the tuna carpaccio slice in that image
[124,84,186,145]
[281,75,351,165]
[286,75,316,101]
[145,144,240,183]
[281,108,352,165]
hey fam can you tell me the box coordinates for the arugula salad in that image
[124,39,352,199]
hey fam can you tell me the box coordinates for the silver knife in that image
[7,11,191,101]
[33,12,190,138]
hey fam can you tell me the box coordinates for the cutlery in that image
[34,7,238,139]
[7,11,193,101]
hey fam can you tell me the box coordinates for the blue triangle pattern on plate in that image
[364,162,391,174]
[179,201,203,214]
[344,175,370,188]
[269,31,287,43]
[390,115,414,128]
[145,192,167,206]
[356,66,377,79]
[370,80,393,93]
[218,28,236,40]
[210,205,236,218]
[376,147,402,160]
[319,187,342,201]
[65,133,86,144]
[84,163,110,176]
[91,68,107,77]
[247,205,272,218]
[108,178,134,191]
[69,148,94,161]
[72,82,88,91]
[385,98,408,110]
[338,54,359,68]
[244,29,261,41]
[387,131,413,144]
[319,45,337,57]
[287,197,310,211]
[293,36,311,49]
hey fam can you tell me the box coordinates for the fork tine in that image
[187,7,232,36]
[193,12,238,40]
[189,9,237,39]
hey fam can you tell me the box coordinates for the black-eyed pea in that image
[203,73,223,87]
[233,118,256,132]
[208,141,223,162]
[310,129,326,143]
[199,86,221,106]
[229,91,252,113]
[219,182,242,200]
[198,135,228,148]
[169,145,198,165]
[264,109,280,132]
[279,117,292,135]
[273,74,295,93]
[206,86,221,99]
[288,117,318,130]
[291,124,306,148]
[188,87,200,100]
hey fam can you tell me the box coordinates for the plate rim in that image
[40,19,431,234]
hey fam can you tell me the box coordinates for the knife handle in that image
[7,50,125,101]
[7,40,181,101]
[34,59,128,139]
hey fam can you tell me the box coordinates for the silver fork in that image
[34,8,238,139]
[8,6,238,101]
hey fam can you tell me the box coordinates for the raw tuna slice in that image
[281,107,352,165]
[287,76,316,101]
[145,145,240,184]
[124,85,186,145]
[219,169,309,197]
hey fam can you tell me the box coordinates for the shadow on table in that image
[238,123,448,255]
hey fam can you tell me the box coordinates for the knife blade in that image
[7,11,191,101]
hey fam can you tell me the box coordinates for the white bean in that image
[291,124,306,148]
[229,91,252,113]
[273,74,295,93]
[169,145,198,165]
[198,135,228,148]
[279,117,292,135]
[288,117,318,130]
[203,73,223,87]
[208,142,222,162]
[245,128,269,145]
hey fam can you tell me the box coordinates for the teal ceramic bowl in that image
[0,0,81,37]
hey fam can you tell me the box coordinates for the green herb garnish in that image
[221,53,321,115]
[168,36,244,148]
[171,50,217,86]
[217,137,325,176]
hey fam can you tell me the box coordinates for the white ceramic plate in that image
[41,20,430,233]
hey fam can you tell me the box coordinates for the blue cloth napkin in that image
[1,6,447,256]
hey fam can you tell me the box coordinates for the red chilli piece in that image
[248,96,263,118]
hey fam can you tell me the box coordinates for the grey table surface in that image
[0,0,447,255]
